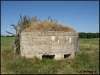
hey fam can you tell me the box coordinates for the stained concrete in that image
[20,31,79,60]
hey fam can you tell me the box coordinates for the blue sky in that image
[1,1,99,35]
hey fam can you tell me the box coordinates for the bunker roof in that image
[18,15,76,32]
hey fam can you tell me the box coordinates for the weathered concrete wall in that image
[20,31,79,60]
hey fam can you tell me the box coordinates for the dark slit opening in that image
[64,54,71,58]
[42,55,55,59]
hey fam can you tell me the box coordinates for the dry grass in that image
[20,16,76,32]
[22,21,76,32]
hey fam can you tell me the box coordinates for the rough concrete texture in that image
[20,31,79,60]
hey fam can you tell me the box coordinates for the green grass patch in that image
[1,37,14,48]
[1,37,99,74]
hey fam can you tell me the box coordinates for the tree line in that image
[1,34,15,37]
[79,32,99,38]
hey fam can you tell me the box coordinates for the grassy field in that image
[1,37,99,74]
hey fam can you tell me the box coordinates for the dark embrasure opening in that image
[42,55,55,59]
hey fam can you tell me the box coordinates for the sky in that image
[1,1,99,35]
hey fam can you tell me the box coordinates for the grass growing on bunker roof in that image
[17,15,76,32]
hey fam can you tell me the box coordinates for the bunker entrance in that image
[64,54,71,58]
[42,55,55,59]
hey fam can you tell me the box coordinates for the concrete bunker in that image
[17,16,79,60]
[7,15,79,60]
[20,31,79,60]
